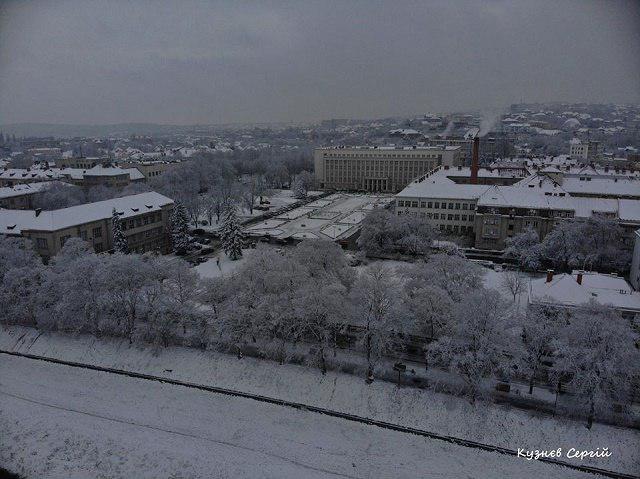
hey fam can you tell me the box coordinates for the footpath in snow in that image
[1,325,638,476]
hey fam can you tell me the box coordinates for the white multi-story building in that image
[569,138,600,162]
[313,145,461,193]
[0,191,174,260]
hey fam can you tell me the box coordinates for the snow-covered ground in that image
[0,354,596,479]
[246,193,394,242]
[194,249,252,279]
[2,326,638,476]
[198,189,323,232]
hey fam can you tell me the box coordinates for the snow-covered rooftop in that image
[529,271,640,314]
[0,191,173,234]
[0,182,57,200]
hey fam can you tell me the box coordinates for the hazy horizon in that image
[1,0,639,126]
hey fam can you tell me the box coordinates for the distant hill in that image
[0,123,217,138]
[0,121,307,138]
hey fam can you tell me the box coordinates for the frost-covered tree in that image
[358,209,434,257]
[503,227,542,270]
[406,285,453,340]
[0,236,40,282]
[291,170,314,198]
[350,265,408,382]
[240,174,267,214]
[31,182,86,210]
[429,289,508,403]
[0,265,44,326]
[220,204,244,260]
[293,282,346,374]
[540,218,630,273]
[99,253,158,341]
[500,270,526,305]
[37,239,105,333]
[163,259,201,336]
[111,208,129,253]
[516,305,561,394]
[406,254,484,302]
[170,201,190,254]
[555,303,638,428]
[291,239,354,287]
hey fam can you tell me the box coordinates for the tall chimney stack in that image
[471,136,479,184]
[546,269,554,283]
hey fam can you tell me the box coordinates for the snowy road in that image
[0,355,596,479]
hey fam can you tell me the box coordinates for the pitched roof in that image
[0,191,173,234]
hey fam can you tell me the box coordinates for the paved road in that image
[0,354,594,479]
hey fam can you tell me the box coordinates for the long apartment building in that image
[313,145,461,193]
[0,192,174,260]
[0,165,145,188]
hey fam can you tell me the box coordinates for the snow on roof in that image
[82,165,129,177]
[619,200,640,223]
[317,145,460,152]
[529,271,640,313]
[561,177,640,197]
[121,168,145,181]
[0,192,173,234]
[477,185,574,210]
[397,179,490,200]
[0,168,64,180]
[0,182,57,200]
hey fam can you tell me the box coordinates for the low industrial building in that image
[0,192,174,260]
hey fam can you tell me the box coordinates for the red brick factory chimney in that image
[470,135,479,184]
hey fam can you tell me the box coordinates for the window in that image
[59,235,71,248]
[36,238,48,249]
[80,230,88,240]
[136,218,142,227]
[129,220,134,228]
[143,216,149,225]
[462,203,468,210]
[462,215,467,221]
[93,227,102,238]
[447,214,453,220]
[454,214,460,221]
[433,213,439,219]
[448,203,454,209]
[455,203,460,210]
[95,242,103,252]
[427,202,433,208]
[434,202,440,209]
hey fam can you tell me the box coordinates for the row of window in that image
[397,200,474,210]
[121,212,163,230]
[397,210,474,222]
[323,153,443,160]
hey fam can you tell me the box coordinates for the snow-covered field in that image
[1,326,638,476]
[0,354,597,479]
[194,249,252,279]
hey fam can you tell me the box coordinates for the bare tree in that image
[500,270,526,306]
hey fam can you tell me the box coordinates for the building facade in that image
[314,145,461,192]
[0,192,174,260]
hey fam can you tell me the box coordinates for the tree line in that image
[1,235,637,426]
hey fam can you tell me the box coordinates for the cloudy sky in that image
[0,0,638,125]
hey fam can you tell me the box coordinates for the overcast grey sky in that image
[0,0,638,125]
